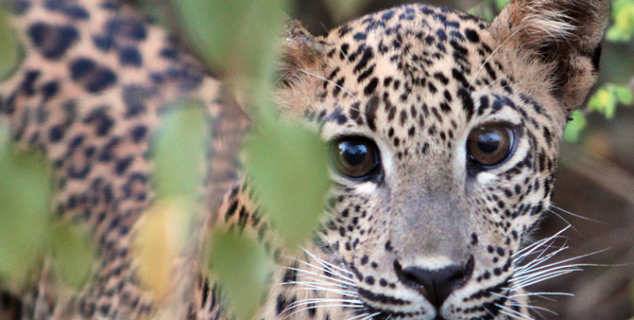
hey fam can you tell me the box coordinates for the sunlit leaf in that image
[614,0,634,32]
[135,197,194,301]
[615,86,633,105]
[0,8,19,79]
[153,104,208,199]
[50,222,94,289]
[246,120,329,248]
[607,0,634,42]
[588,88,616,117]
[208,232,270,320]
[588,84,631,119]
[0,123,49,287]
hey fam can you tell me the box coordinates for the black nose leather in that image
[394,258,473,309]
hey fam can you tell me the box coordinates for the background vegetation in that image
[0,0,633,319]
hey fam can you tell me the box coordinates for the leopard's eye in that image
[467,124,515,168]
[332,138,380,179]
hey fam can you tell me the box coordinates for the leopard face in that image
[265,2,608,320]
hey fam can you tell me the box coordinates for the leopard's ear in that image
[491,0,610,115]
[279,21,328,88]
[276,21,330,116]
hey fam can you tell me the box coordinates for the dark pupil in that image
[476,130,501,154]
[341,142,368,166]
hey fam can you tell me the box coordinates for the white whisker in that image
[302,249,356,277]
[285,266,356,286]
[299,69,356,98]
[549,205,604,223]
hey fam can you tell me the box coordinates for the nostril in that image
[394,257,474,310]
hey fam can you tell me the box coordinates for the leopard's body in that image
[0,0,609,320]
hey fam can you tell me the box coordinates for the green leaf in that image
[0,8,19,80]
[246,120,330,248]
[153,104,208,199]
[172,0,286,81]
[0,123,50,287]
[615,86,634,105]
[50,223,94,289]
[208,232,270,320]
[563,110,587,142]
[588,88,616,116]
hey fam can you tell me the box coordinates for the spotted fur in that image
[0,0,608,320]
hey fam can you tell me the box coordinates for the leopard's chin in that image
[357,302,435,320]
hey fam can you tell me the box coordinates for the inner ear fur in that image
[491,0,610,115]
[279,21,328,88]
[276,21,330,117]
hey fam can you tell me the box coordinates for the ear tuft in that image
[491,0,610,114]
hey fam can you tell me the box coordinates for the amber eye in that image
[332,138,380,179]
[467,124,515,168]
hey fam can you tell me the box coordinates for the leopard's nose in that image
[394,257,474,310]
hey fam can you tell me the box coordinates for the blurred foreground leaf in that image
[50,223,93,289]
[144,104,207,300]
[172,0,285,88]
[0,8,19,79]
[0,124,50,287]
[208,232,270,320]
[135,197,194,301]
[246,121,329,248]
[153,105,208,199]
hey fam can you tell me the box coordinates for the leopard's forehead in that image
[327,4,489,57]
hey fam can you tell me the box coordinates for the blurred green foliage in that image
[172,0,331,246]
[50,223,94,289]
[135,105,208,299]
[172,0,285,102]
[246,121,330,248]
[208,232,270,320]
[170,0,330,316]
[607,0,634,41]
[0,123,93,291]
[0,9,18,79]
[154,104,208,200]
[0,124,50,287]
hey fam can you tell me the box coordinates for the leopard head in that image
[270,1,608,319]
